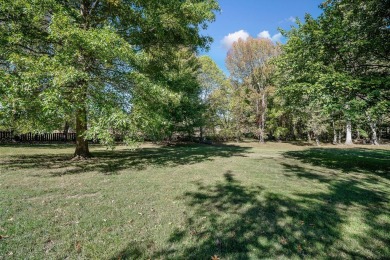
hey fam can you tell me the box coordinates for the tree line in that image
[199,0,389,146]
[1,0,389,159]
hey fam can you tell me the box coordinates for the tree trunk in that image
[63,121,69,141]
[307,132,311,143]
[72,2,91,158]
[259,92,266,143]
[332,120,337,144]
[74,106,90,158]
[235,123,240,143]
[337,130,342,144]
[292,121,297,141]
[356,128,360,141]
[235,106,242,143]
[366,115,379,145]
[345,120,353,145]
[369,121,379,145]
[315,135,320,146]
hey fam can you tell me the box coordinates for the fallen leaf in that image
[211,255,220,260]
[44,239,54,253]
[104,227,113,232]
[75,241,82,253]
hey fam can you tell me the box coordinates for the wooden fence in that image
[0,131,76,142]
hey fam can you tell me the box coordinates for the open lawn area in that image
[0,142,389,259]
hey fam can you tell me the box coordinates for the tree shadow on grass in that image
[280,148,390,258]
[0,143,74,149]
[143,170,387,259]
[0,144,251,176]
[283,148,390,178]
[280,163,337,183]
[283,140,315,147]
[108,242,147,260]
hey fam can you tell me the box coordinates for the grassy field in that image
[0,142,389,259]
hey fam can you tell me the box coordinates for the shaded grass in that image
[1,143,248,176]
[284,147,390,176]
[0,143,389,259]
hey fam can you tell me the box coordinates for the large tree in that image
[0,0,219,157]
[319,0,390,144]
[226,37,279,142]
[276,0,389,145]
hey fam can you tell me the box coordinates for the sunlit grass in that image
[0,142,389,259]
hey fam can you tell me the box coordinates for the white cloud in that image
[257,30,283,42]
[278,16,297,24]
[221,30,250,49]
[257,30,271,39]
[288,16,296,23]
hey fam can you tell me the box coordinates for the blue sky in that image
[201,0,324,75]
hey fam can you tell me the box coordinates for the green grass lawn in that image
[0,142,389,259]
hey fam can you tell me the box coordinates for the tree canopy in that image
[0,0,219,157]
[274,0,389,145]
[1,0,389,149]
[226,37,280,142]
